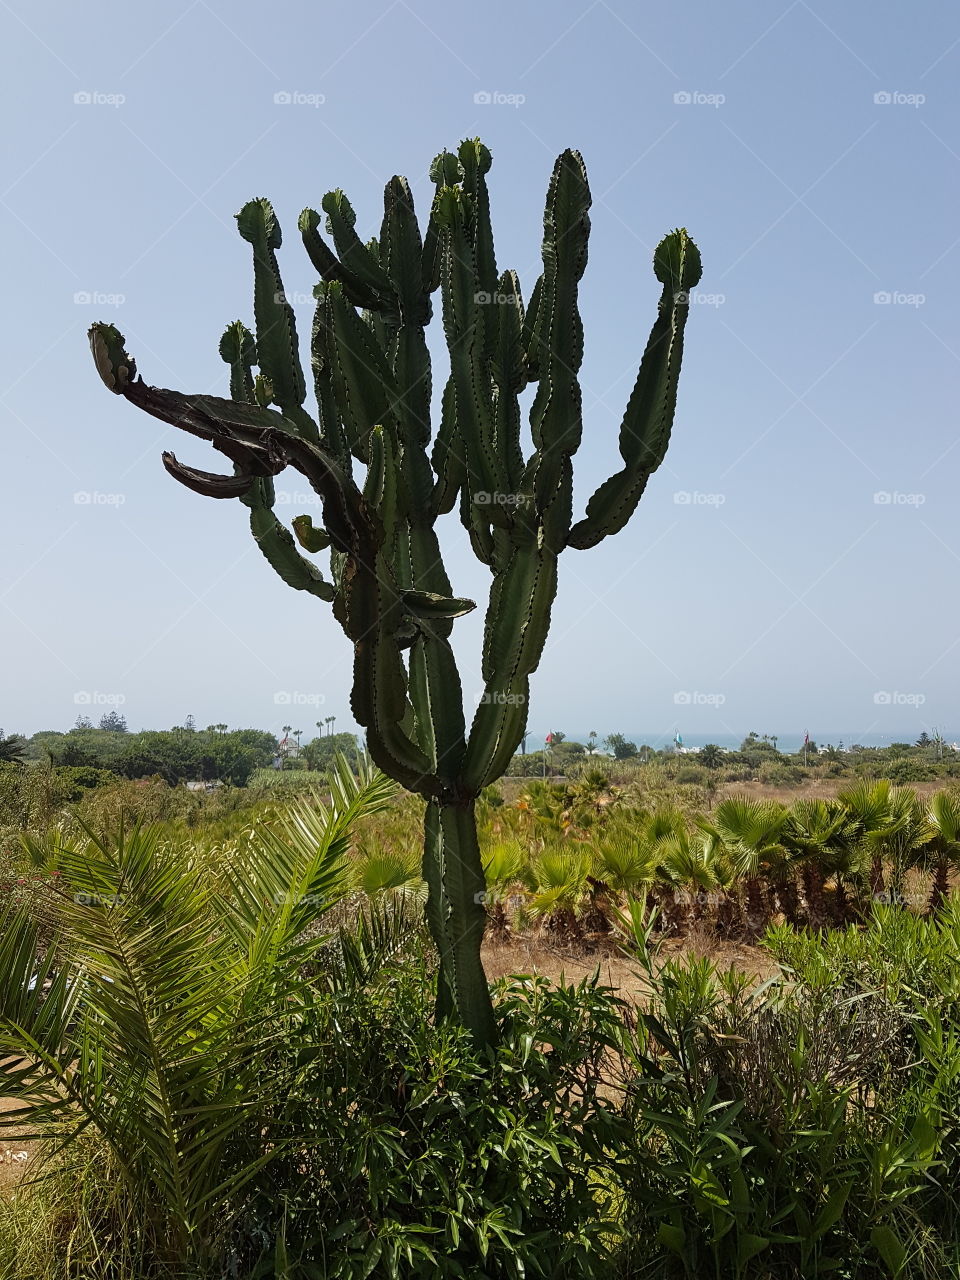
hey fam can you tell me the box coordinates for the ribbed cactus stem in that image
[88,140,700,1048]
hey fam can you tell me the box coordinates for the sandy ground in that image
[0,1095,33,1197]
[481,932,781,993]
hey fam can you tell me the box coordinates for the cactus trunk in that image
[88,140,699,1049]
[424,799,495,1044]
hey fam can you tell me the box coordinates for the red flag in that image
[804,730,809,745]
[545,732,554,745]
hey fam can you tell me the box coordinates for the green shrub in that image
[612,904,960,1279]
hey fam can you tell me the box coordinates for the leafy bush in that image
[614,904,960,1279]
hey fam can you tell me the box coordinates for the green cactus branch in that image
[88,140,700,1047]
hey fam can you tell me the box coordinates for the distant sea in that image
[539,731,960,753]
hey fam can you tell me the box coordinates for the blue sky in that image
[2,0,959,744]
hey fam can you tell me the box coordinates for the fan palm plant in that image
[783,798,863,927]
[481,838,529,939]
[836,779,897,898]
[655,827,725,931]
[592,834,660,902]
[0,755,395,1273]
[923,790,960,912]
[869,786,932,904]
[517,780,570,836]
[527,845,593,942]
[354,844,427,904]
[702,797,788,938]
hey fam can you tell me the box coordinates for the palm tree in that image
[654,827,725,931]
[783,798,862,927]
[703,796,788,939]
[923,790,960,912]
[836,780,896,897]
[0,756,396,1274]
[527,845,593,943]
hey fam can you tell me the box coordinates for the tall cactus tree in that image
[89,140,700,1047]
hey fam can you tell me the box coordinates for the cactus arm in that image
[291,514,330,553]
[218,321,257,402]
[430,377,465,516]
[524,149,591,551]
[235,199,319,445]
[520,273,543,382]
[461,547,558,793]
[457,139,498,359]
[567,228,701,550]
[247,497,336,600]
[160,454,256,499]
[298,208,384,311]
[315,282,398,464]
[309,293,350,466]
[320,190,397,308]
[491,269,527,494]
[435,188,504,565]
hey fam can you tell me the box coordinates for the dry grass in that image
[715,777,950,805]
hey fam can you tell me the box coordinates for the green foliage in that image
[0,729,28,765]
[616,907,960,1278]
[34,722,278,786]
[606,733,639,760]
[88,140,699,1045]
[0,756,395,1276]
[301,730,360,771]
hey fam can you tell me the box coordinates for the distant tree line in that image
[1,715,358,788]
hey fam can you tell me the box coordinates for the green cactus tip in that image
[654,227,703,295]
[88,323,136,393]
